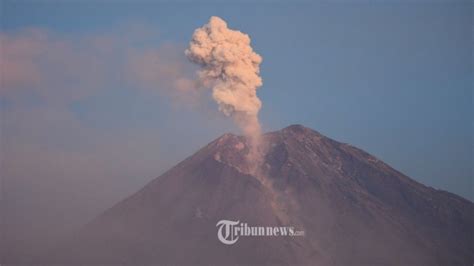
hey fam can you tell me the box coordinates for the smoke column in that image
[185,16,264,149]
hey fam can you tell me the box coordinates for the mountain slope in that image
[54,125,473,265]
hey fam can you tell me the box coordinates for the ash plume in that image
[185,16,263,144]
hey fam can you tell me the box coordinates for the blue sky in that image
[1,1,472,245]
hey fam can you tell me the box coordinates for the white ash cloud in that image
[185,16,263,138]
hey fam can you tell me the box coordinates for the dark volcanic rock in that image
[51,125,473,265]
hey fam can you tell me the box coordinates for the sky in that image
[1,0,472,257]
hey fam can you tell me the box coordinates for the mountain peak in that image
[281,124,322,135]
[269,124,325,145]
[282,124,309,133]
[215,124,324,147]
[207,125,338,176]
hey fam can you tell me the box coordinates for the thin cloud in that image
[0,25,198,105]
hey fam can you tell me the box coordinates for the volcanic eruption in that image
[30,17,473,266]
[185,16,264,172]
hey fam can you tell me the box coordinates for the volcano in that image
[54,125,473,265]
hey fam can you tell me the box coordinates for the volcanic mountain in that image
[54,125,473,265]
